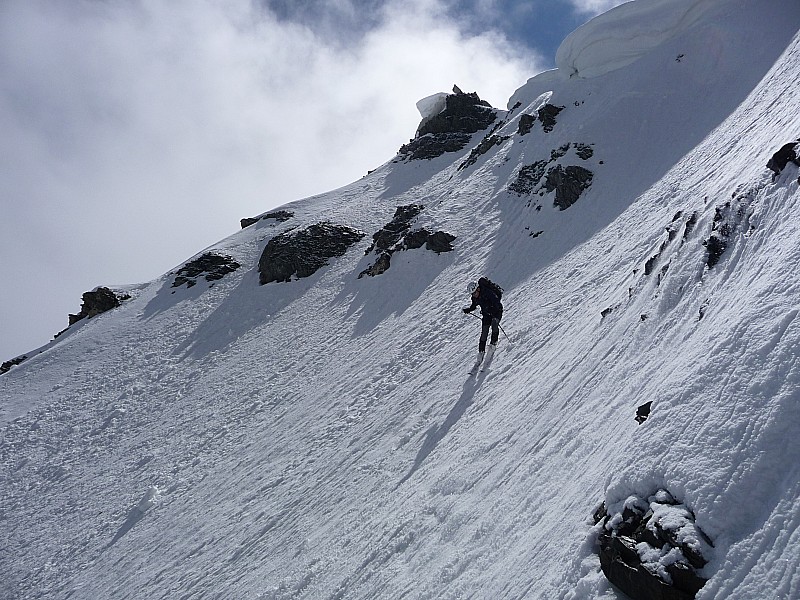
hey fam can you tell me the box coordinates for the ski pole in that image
[462,310,512,344]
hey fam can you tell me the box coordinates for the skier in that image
[463,277,504,370]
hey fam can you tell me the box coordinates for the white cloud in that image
[569,0,630,16]
[0,0,541,359]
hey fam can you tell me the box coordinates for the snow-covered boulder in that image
[595,490,712,600]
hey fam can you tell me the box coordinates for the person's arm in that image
[463,297,478,313]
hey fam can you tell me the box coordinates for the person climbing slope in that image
[463,277,504,372]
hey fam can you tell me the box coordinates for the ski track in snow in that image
[2,1,800,598]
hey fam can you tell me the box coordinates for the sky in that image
[0,0,626,362]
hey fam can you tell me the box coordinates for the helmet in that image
[467,281,478,294]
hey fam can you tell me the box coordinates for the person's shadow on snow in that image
[396,378,479,487]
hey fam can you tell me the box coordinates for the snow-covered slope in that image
[2,0,799,598]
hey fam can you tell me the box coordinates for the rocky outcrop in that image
[359,205,456,278]
[509,161,549,196]
[398,87,497,161]
[68,287,131,326]
[359,253,392,278]
[545,165,594,210]
[172,253,242,288]
[515,103,565,136]
[766,140,800,177]
[517,113,536,136]
[458,134,510,171]
[538,104,565,133]
[398,134,473,161]
[259,222,365,284]
[595,490,712,600]
[635,401,652,424]
[1,355,28,375]
[240,210,294,229]
[703,194,755,269]
[366,204,424,254]
[509,143,596,210]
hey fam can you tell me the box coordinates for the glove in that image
[462,307,471,314]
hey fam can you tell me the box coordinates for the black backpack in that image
[478,277,503,301]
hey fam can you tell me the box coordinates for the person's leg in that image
[479,318,490,352]
[490,318,500,346]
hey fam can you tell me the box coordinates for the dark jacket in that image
[467,282,503,320]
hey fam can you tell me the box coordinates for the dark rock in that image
[666,561,707,596]
[459,134,510,170]
[537,104,565,133]
[766,141,800,176]
[544,165,594,210]
[424,230,456,253]
[593,503,608,525]
[600,548,689,600]
[551,144,571,161]
[172,253,241,288]
[509,160,549,195]
[644,254,659,276]
[366,205,424,253]
[416,89,495,137]
[702,192,757,269]
[360,206,455,277]
[398,133,473,161]
[635,401,652,424]
[399,88,497,161]
[596,490,711,600]
[68,287,130,326]
[259,222,364,284]
[396,228,456,254]
[574,143,594,160]
[703,235,727,268]
[1,355,28,375]
[359,253,391,278]
[241,210,294,229]
[517,114,536,136]
[509,144,596,200]
[402,228,430,250]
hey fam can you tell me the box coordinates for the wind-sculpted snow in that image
[556,0,723,79]
[1,2,799,600]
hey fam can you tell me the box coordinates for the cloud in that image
[568,0,630,16]
[0,0,541,359]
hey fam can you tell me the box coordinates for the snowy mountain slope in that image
[2,0,800,598]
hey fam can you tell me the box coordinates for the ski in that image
[468,356,484,376]
[479,345,497,373]
[468,345,498,375]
